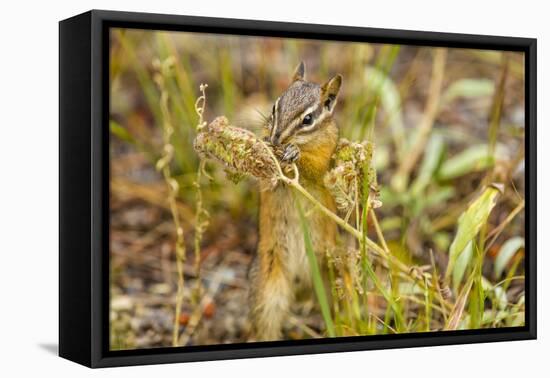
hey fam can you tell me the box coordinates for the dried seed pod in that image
[193,116,280,185]
[324,138,380,214]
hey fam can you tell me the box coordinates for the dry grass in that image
[109,29,526,349]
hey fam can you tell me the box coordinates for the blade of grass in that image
[445,272,474,330]
[438,144,497,181]
[110,120,158,164]
[296,200,336,337]
[441,78,495,106]
[445,186,500,282]
[452,240,473,293]
[485,199,525,251]
[392,48,447,192]
[116,30,162,126]
[160,33,199,125]
[488,54,509,157]
[219,46,237,119]
[358,45,401,142]
[423,274,432,332]
[469,240,485,329]
[362,207,405,332]
[325,249,342,336]
[362,65,405,156]
[410,133,445,197]
[494,237,525,279]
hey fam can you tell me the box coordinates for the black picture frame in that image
[59,9,537,368]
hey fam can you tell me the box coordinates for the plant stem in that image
[191,85,210,306]
[192,160,207,304]
[370,209,390,253]
[154,60,187,347]
[488,54,509,157]
[283,167,451,309]
[288,177,363,240]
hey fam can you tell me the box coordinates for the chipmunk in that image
[248,62,343,341]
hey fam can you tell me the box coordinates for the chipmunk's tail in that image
[248,255,292,341]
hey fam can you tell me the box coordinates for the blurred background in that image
[109,28,526,350]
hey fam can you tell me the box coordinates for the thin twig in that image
[370,209,390,253]
[153,58,187,347]
[371,313,398,334]
[288,316,323,338]
[192,85,210,305]
[485,199,525,251]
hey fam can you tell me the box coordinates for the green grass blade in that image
[297,201,336,337]
[410,133,445,197]
[219,47,237,119]
[494,237,525,279]
[488,56,509,156]
[110,120,135,144]
[110,120,158,163]
[116,31,162,126]
[441,78,495,106]
[445,186,500,281]
[445,272,474,330]
[452,240,473,292]
[363,65,404,155]
[438,144,496,180]
[469,242,485,329]
[361,248,405,331]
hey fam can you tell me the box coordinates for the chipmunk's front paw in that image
[281,143,300,163]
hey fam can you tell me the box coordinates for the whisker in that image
[253,108,270,123]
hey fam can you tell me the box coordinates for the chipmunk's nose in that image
[271,131,282,146]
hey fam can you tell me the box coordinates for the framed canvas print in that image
[59,10,536,368]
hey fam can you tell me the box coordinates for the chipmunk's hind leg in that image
[248,255,292,341]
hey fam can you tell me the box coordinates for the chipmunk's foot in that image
[281,143,300,163]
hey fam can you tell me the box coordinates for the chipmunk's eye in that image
[302,113,313,126]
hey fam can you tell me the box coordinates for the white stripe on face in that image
[297,110,329,135]
[278,103,320,143]
[270,97,281,142]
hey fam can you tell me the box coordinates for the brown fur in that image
[249,65,341,341]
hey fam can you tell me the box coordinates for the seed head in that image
[193,116,280,186]
[324,138,379,213]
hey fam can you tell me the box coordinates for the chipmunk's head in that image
[267,62,342,147]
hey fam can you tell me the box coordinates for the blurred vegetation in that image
[109,28,526,350]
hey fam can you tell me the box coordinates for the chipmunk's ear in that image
[292,61,306,82]
[321,74,342,112]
